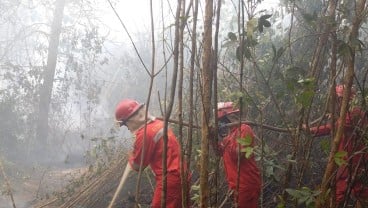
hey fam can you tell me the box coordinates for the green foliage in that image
[190,184,200,203]
[272,44,285,62]
[233,13,272,62]
[237,135,254,158]
[320,139,330,155]
[85,135,118,169]
[276,195,286,208]
[334,151,347,166]
[258,14,272,33]
[285,187,321,208]
[248,18,258,38]
[284,76,316,109]
[254,144,285,181]
[236,42,252,61]
[228,32,237,41]
[300,11,318,25]
[337,40,353,58]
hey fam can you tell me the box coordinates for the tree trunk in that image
[185,0,198,206]
[316,0,367,207]
[36,0,66,147]
[161,0,183,207]
[199,0,213,207]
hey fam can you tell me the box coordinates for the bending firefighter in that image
[112,98,189,208]
[307,85,368,207]
[212,102,261,208]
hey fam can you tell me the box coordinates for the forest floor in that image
[0,163,88,208]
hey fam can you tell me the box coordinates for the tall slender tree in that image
[36,0,66,148]
[199,0,214,207]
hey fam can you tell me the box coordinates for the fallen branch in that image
[219,189,233,208]
[35,198,58,208]
[0,158,17,208]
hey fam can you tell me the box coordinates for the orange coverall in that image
[217,124,261,208]
[309,107,368,204]
[128,119,188,208]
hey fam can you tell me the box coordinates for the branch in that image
[106,0,150,75]
[0,158,16,208]
[156,117,294,133]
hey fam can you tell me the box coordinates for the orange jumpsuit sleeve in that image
[128,130,158,171]
[309,123,332,137]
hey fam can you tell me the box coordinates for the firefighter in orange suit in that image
[212,102,261,208]
[307,85,368,207]
[115,98,188,208]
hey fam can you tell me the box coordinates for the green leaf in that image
[272,44,277,58]
[228,32,237,41]
[297,78,315,85]
[276,47,284,60]
[191,194,199,201]
[334,151,347,166]
[258,24,264,33]
[337,40,352,57]
[258,14,272,33]
[236,45,252,61]
[285,187,320,207]
[244,147,254,158]
[276,195,285,208]
[237,135,254,158]
[296,90,315,107]
[191,185,200,191]
[272,46,284,62]
[247,18,258,38]
[286,188,303,198]
[263,20,271,27]
[237,135,252,146]
[244,47,251,59]
[320,139,330,154]
[260,14,272,20]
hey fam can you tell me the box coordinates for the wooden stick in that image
[107,163,132,208]
[35,198,58,208]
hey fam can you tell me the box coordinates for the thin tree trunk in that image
[134,0,157,207]
[184,0,198,206]
[283,0,337,204]
[178,0,187,207]
[36,0,66,146]
[200,0,213,207]
[161,0,183,207]
[212,0,221,206]
[316,1,367,207]
[235,0,245,207]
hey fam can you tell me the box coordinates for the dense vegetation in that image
[1,0,368,207]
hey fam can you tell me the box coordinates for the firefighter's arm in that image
[302,122,332,137]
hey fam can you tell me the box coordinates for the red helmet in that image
[115,99,144,126]
[217,102,239,119]
[335,85,356,99]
